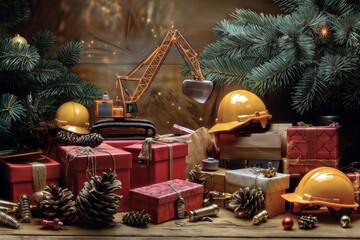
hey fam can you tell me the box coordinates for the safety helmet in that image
[282,167,358,211]
[208,90,272,133]
[54,101,90,135]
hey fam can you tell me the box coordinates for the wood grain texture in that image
[1,207,359,239]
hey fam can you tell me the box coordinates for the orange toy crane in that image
[91,29,213,139]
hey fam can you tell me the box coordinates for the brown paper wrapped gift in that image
[225,168,290,217]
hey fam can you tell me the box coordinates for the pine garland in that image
[191,0,360,114]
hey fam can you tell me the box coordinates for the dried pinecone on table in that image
[76,171,122,228]
[122,210,151,227]
[38,185,77,223]
[298,215,318,229]
[228,187,265,218]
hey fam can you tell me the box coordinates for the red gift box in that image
[0,156,60,203]
[287,126,341,159]
[58,143,132,212]
[124,142,187,189]
[283,157,340,175]
[129,179,203,224]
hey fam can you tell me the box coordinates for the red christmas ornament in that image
[282,217,294,230]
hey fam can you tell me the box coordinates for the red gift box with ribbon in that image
[58,143,132,212]
[287,126,341,159]
[0,156,60,203]
[129,179,203,224]
[124,141,187,189]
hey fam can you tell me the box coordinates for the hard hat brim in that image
[59,125,89,135]
[208,114,272,133]
[281,193,359,209]
[208,121,247,133]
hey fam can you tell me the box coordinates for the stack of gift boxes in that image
[0,121,354,224]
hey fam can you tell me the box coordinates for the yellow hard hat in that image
[282,167,358,211]
[54,101,90,135]
[208,90,272,133]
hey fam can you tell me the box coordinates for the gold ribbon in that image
[27,161,47,203]
[138,137,174,180]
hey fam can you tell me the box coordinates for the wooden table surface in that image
[1,207,359,239]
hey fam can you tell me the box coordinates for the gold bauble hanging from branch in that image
[11,33,28,45]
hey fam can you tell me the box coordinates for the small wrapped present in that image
[225,168,290,217]
[283,157,340,174]
[201,168,228,206]
[124,141,187,189]
[129,179,203,224]
[0,156,60,203]
[287,125,341,159]
[58,143,132,212]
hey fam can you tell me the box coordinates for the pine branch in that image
[35,72,83,100]
[0,38,40,71]
[55,41,84,69]
[0,93,26,123]
[273,0,310,13]
[333,13,360,47]
[213,19,244,38]
[30,30,55,57]
[343,76,360,110]
[247,53,305,94]
[30,59,65,84]
[0,0,30,35]
[291,67,330,114]
[72,81,101,107]
[203,57,258,85]
[319,51,358,86]
[315,0,353,17]
[231,8,278,27]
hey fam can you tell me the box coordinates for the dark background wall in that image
[15,0,360,165]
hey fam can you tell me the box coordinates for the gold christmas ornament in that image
[11,33,28,45]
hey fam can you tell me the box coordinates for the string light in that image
[319,25,330,38]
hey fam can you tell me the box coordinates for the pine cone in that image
[188,165,212,206]
[188,165,206,184]
[56,130,79,145]
[76,171,122,228]
[77,133,104,148]
[38,185,77,223]
[298,215,318,229]
[228,187,265,218]
[122,210,151,227]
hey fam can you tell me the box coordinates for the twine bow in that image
[65,146,117,193]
